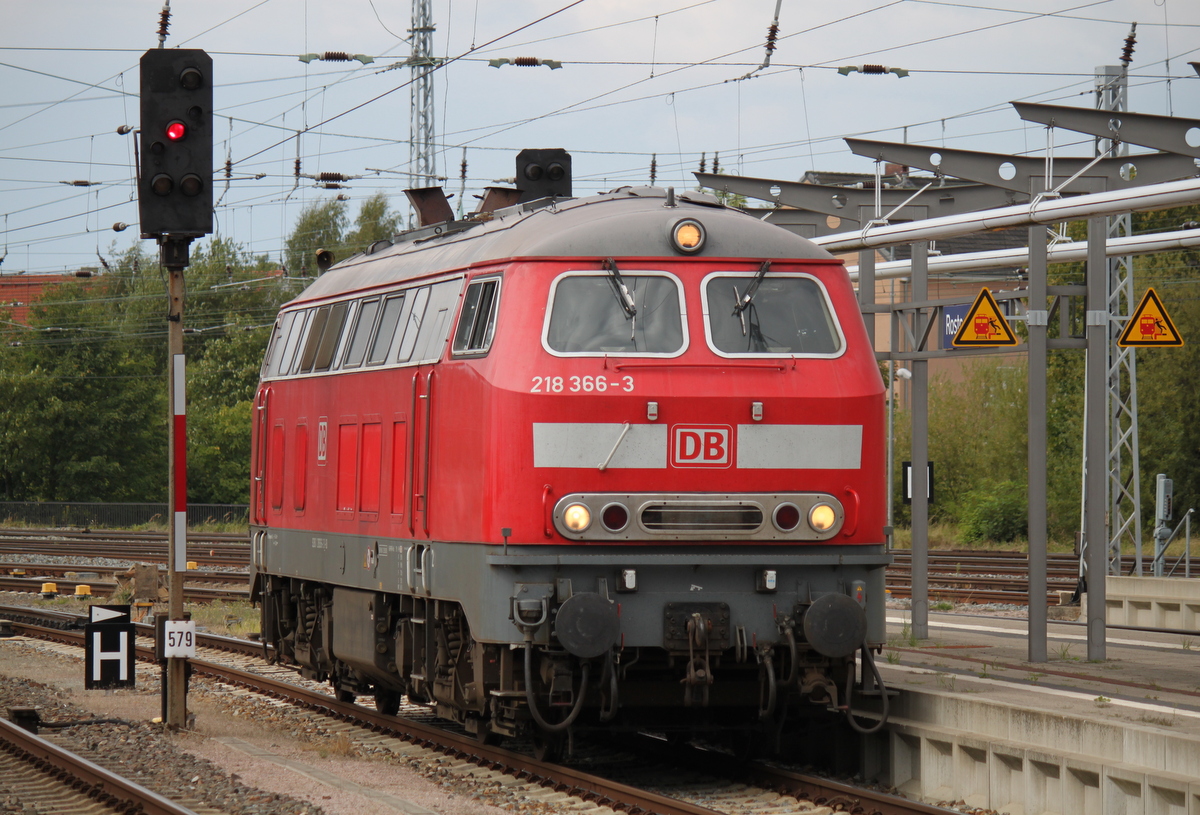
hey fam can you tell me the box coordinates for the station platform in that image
[861,610,1200,814]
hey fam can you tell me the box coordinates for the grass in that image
[19,594,259,638]
[885,519,1200,560]
[888,623,919,648]
[0,519,248,535]
[1055,642,1078,662]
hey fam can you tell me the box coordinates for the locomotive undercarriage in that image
[257,572,886,752]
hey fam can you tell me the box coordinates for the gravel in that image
[0,663,323,815]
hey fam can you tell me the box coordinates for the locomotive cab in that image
[252,153,891,754]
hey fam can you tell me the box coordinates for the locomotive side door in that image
[403,278,462,538]
[252,386,271,525]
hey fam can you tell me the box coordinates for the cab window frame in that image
[700,270,846,359]
[541,269,688,358]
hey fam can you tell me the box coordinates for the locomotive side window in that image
[452,278,500,356]
[297,306,331,373]
[341,297,380,369]
[312,301,349,372]
[271,309,307,378]
[262,311,295,378]
[544,272,686,356]
[702,273,844,358]
[395,286,430,363]
[411,279,463,363]
[366,294,406,366]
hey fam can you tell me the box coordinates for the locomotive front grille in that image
[640,503,763,532]
[552,492,845,542]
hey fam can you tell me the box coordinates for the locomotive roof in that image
[293,186,836,305]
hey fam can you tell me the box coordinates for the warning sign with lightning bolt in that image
[1118,288,1183,347]
[951,288,1018,348]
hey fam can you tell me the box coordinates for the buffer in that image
[951,288,1018,348]
[1118,288,1183,347]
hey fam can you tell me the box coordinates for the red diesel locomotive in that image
[250,150,891,752]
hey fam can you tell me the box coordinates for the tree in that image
[284,198,347,274]
[344,192,402,255]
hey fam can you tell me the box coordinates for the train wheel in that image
[532,732,565,762]
[475,728,503,746]
[375,688,402,716]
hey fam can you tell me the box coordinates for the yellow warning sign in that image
[1118,288,1183,347]
[951,288,1018,347]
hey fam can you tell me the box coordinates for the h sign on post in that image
[84,605,136,690]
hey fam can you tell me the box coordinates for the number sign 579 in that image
[162,621,197,658]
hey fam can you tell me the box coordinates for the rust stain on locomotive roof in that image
[296,186,837,304]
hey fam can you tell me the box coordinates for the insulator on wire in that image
[224,159,232,179]
[157,6,171,38]
[321,182,346,190]
[765,22,779,54]
[838,64,909,78]
[460,156,467,181]
[488,57,563,69]
[299,52,375,65]
[294,158,301,178]
[318,172,349,182]
[650,154,657,185]
[699,152,707,174]
[713,153,720,175]
[1120,23,1137,67]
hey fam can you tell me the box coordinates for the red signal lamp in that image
[165,121,187,141]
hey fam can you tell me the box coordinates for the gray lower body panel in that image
[252,526,890,648]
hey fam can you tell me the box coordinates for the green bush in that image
[957,480,1028,543]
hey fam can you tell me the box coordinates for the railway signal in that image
[138,49,213,238]
[137,47,213,731]
[516,148,571,203]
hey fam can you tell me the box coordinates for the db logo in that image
[672,425,732,468]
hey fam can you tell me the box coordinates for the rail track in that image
[0,526,1093,606]
[0,527,249,568]
[887,550,1082,605]
[1,605,957,815]
[0,713,200,815]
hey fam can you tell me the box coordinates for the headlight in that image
[563,503,592,532]
[670,218,706,254]
[808,503,837,533]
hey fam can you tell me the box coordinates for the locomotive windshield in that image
[545,272,685,355]
[704,273,842,356]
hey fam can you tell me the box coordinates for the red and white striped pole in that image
[172,353,187,572]
[164,249,189,730]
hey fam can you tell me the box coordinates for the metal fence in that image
[0,502,249,530]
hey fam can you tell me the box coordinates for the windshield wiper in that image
[732,260,771,318]
[604,257,637,319]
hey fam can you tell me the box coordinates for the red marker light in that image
[165,121,187,141]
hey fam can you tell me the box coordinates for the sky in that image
[2,0,1199,275]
